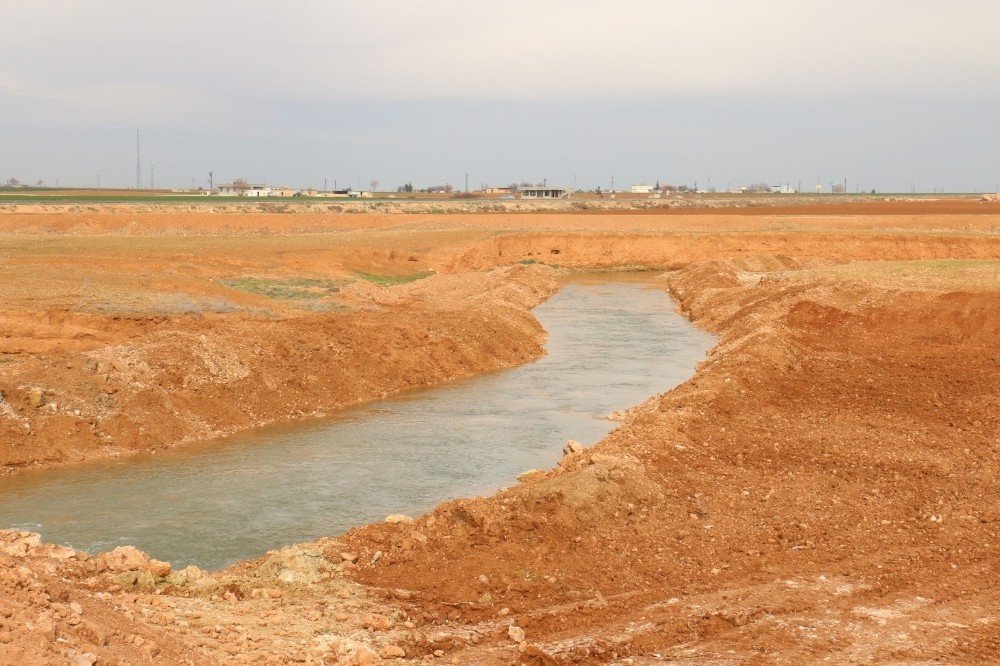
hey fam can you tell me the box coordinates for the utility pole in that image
[150,163,154,190]
[135,127,142,189]
[208,171,214,191]
[324,178,327,193]
[464,172,469,193]
[97,174,100,189]
[611,176,615,192]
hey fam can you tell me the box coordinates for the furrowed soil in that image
[0,198,997,664]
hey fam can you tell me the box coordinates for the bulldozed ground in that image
[0,199,997,664]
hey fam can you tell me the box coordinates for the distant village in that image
[201,179,811,199]
[3,176,867,198]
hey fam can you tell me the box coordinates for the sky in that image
[1,0,999,192]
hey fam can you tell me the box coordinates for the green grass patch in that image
[0,194,415,205]
[353,271,432,286]
[219,277,346,300]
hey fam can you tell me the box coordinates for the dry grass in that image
[794,259,1000,291]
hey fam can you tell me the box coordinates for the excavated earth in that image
[0,198,997,664]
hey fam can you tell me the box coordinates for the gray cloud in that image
[2,1,998,191]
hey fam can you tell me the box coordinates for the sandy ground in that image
[0,199,997,663]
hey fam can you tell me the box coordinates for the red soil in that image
[0,202,997,663]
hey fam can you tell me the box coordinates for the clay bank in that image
[0,274,714,569]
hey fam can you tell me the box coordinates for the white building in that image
[631,184,654,194]
[216,183,271,197]
[243,185,272,197]
[518,186,570,199]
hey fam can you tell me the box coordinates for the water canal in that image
[0,274,715,569]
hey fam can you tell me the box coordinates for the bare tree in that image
[369,180,379,192]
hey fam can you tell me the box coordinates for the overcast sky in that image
[2,0,999,192]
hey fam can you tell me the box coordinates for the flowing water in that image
[0,274,715,569]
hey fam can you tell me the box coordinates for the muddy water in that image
[0,274,715,569]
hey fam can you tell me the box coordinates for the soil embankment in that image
[328,256,999,663]
[0,201,998,663]
[0,266,555,471]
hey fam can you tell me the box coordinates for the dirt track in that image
[0,200,997,663]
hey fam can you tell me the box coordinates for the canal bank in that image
[0,273,714,568]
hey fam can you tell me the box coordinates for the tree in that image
[831,183,846,194]
[396,182,414,193]
[443,183,453,193]
[369,180,379,192]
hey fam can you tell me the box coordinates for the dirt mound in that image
[330,257,999,663]
[0,531,191,664]
[0,265,556,471]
